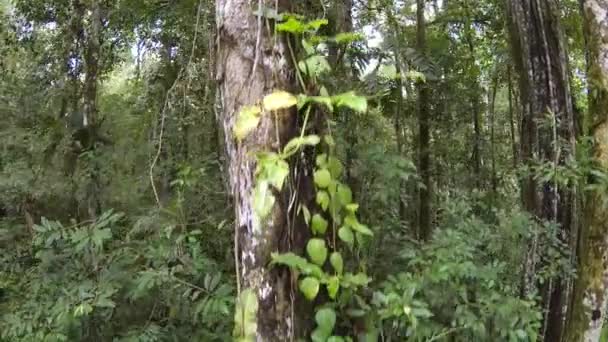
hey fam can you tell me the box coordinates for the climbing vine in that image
[232,11,371,341]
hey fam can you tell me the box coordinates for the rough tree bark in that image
[506,0,576,341]
[564,0,608,340]
[417,0,432,241]
[216,1,310,339]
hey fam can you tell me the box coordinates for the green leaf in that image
[316,154,328,167]
[300,277,320,300]
[336,184,352,206]
[311,328,331,342]
[234,105,262,141]
[302,205,311,225]
[234,289,258,340]
[345,214,373,236]
[334,32,364,44]
[338,226,354,249]
[326,276,340,299]
[253,181,275,219]
[307,18,329,31]
[327,337,346,342]
[405,70,426,83]
[342,273,371,287]
[314,169,332,188]
[311,214,328,235]
[262,159,289,190]
[345,204,359,213]
[263,91,297,111]
[332,91,368,113]
[316,307,337,334]
[283,135,320,157]
[276,17,306,34]
[74,303,93,317]
[271,252,310,269]
[302,39,315,55]
[299,55,331,77]
[329,252,343,274]
[316,190,330,211]
[271,252,324,278]
[328,157,343,178]
[307,238,328,266]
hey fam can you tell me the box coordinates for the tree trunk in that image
[489,73,498,197]
[82,0,102,220]
[508,65,518,168]
[564,0,608,340]
[216,1,310,339]
[417,0,432,241]
[506,0,576,340]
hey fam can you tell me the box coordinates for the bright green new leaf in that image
[311,214,328,235]
[332,91,368,113]
[263,91,297,111]
[314,169,332,188]
[345,203,359,213]
[316,190,330,211]
[299,277,320,301]
[326,276,340,299]
[307,238,328,266]
[329,252,343,274]
[276,17,306,34]
[338,226,354,249]
[307,18,329,31]
[234,105,262,141]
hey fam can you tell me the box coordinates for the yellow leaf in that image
[263,91,297,111]
[234,105,262,141]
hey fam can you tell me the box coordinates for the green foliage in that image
[1,1,590,341]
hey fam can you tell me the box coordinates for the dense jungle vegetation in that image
[2,0,608,341]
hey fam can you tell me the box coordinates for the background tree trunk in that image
[417,0,432,241]
[216,1,310,339]
[564,0,608,340]
[506,0,576,340]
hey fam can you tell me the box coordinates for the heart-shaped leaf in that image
[329,252,343,274]
[338,226,354,249]
[307,238,328,266]
[311,214,328,235]
[299,277,320,301]
[315,307,337,333]
[314,169,332,188]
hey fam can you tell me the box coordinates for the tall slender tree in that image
[506,0,576,340]
[215,0,311,339]
[417,0,432,241]
[564,0,608,340]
